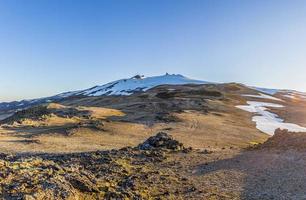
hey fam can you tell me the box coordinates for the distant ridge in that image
[2,73,306,115]
[0,74,208,112]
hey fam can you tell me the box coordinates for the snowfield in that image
[70,74,208,96]
[251,87,279,95]
[236,101,306,135]
[242,93,283,101]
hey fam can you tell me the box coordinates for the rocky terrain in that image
[1,75,306,199]
[0,133,198,199]
[1,130,306,200]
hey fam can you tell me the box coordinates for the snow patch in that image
[283,94,297,99]
[251,87,279,95]
[242,93,283,101]
[236,101,306,135]
[282,91,306,100]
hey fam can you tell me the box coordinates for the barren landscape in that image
[1,79,306,199]
[0,83,268,153]
[2,0,306,198]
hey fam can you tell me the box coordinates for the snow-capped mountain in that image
[0,74,208,112]
[2,73,306,116]
[66,74,208,96]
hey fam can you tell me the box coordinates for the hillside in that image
[2,74,306,153]
[2,73,306,122]
[0,82,269,153]
[1,75,306,199]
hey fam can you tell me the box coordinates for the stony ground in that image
[0,133,200,200]
[1,131,306,200]
[1,84,306,199]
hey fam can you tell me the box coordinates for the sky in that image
[0,0,306,102]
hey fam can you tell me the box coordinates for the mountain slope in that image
[2,73,306,122]
[0,74,207,116]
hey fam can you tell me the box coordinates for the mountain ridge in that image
[1,73,306,117]
[0,74,207,112]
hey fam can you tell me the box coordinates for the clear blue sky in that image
[0,0,306,101]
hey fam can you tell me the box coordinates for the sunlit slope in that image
[0,83,268,153]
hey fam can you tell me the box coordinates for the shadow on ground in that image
[194,149,306,199]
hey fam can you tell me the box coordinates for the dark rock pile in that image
[138,132,188,151]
